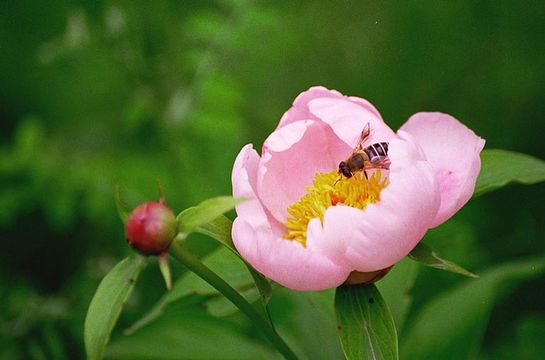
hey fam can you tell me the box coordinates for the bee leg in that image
[364,170,368,180]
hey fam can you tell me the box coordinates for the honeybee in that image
[338,123,390,179]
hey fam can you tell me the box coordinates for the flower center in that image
[283,170,389,245]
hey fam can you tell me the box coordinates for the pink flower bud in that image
[125,201,177,255]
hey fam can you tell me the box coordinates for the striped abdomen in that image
[363,142,389,164]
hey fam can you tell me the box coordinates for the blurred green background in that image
[1,1,544,359]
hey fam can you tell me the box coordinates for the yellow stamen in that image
[283,170,388,245]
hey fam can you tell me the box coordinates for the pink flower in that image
[232,87,485,291]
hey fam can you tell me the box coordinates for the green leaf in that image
[125,247,262,334]
[408,242,478,278]
[474,149,545,196]
[177,196,244,234]
[195,214,236,251]
[84,255,147,360]
[400,254,545,360]
[167,241,298,359]
[335,284,398,360]
[106,310,281,360]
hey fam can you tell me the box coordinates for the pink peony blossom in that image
[232,87,485,291]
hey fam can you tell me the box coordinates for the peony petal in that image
[257,120,351,223]
[277,86,344,128]
[232,144,283,234]
[400,112,485,227]
[306,206,365,266]
[232,145,351,290]
[314,135,441,272]
[307,97,396,150]
[232,217,351,291]
[347,96,383,120]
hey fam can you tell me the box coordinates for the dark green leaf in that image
[400,254,545,360]
[408,242,478,278]
[474,149,545,196]
[177,196,244,233]
[335,284,398,360]
[84,255,147,360]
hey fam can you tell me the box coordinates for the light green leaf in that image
[195,214,235,250]
[335,284,398,360]
[107,310,281,360]
[178,200,273,325]
[474,149,545,196]
[408,242,478,278]
[84,255,147,360]
[177,196,243,233]
[125,247,260,334]
[400,254,545,360]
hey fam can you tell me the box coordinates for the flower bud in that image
[125,201,177,255]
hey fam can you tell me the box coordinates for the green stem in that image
[169,241,298,360]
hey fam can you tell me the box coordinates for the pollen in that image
[283,170,388,245]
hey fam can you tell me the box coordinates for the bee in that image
[338,123,390,179]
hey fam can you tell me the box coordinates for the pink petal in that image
[347,96,383,120]
[307,97,396,149]
[306,206,365,266]
[277,86,344,128]
[232,144,283,234]
[232,144,351,291]
[308,134,441,271]
[257,120,351,223]
[400,113,485,227]
[232,218,351,291]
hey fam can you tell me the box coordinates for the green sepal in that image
[409,242,478,278]
[114,185,130,223]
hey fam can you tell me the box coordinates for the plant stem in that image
[169,241,298,360]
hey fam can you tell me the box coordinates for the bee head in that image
[338,161,352,178]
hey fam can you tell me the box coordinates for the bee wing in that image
[369,157,391,170]
[353,123,371,152]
